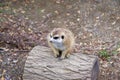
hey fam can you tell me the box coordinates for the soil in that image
[0,0,120,80]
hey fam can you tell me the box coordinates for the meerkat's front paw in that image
[54,53,59,58]
[60,53,70,60]
[60,55,66,60]
[66,53,70,58]
[53,51,59,58]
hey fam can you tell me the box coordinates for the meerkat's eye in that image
[61,35,64,39]
[53,37,59,39]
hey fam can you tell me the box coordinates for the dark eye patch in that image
[53,37,59,39]
[61,35,64,39]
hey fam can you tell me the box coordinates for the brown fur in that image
[47,28,75,59]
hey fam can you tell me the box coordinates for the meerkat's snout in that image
[47,28,75,59]
[49,38,53,43]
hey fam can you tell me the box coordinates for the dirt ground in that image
[0,0,120,80]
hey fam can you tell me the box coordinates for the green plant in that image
[0,9,5,13]
[111,42,120,55]
[0,3,6,7]
[99,49,110,60]
[111,50,118,55]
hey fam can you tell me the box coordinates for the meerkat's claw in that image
[60,56,65,60]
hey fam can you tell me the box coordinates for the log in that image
[23,46,99,80]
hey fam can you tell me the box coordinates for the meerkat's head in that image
[48,28,65,44]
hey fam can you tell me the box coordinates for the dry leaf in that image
[117,48,120,52]
[1,76,5,80]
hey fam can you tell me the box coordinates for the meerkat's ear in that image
[50,34,52,37]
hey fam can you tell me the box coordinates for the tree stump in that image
[23,46,99,80]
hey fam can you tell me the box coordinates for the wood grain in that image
[23,46,99,80]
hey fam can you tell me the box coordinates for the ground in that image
[0,0,120,80]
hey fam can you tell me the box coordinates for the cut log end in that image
[23,46,99,80]
[91,57,99,80]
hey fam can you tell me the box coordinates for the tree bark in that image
[23,46,99,80]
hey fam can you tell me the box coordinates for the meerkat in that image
[47,28,75,59]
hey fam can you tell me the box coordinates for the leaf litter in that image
[0,0,120,80]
